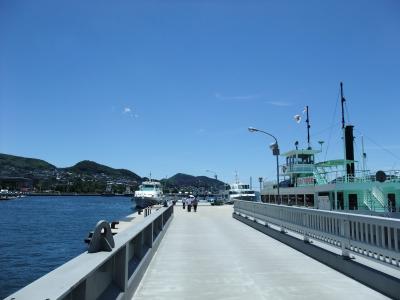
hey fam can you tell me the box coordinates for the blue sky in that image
[1,0,400,184]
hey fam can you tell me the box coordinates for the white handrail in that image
[234,200,400,268]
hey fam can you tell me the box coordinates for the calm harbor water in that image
[0,196,134,299]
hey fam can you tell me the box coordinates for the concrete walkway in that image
[133,205,387,300]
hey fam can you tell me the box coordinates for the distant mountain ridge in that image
[0,154,140,180]
[0,153,56,177]
[0,154,224,190]
[163,173,224,189]
[63,160,141,181]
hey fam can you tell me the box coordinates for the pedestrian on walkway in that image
[187,195,193,212]
[182,197,186,209]
[193,196,198,212]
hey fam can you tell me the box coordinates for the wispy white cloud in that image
[265,101,292,107]
[196,128,206,134]
[215,93,261,101]
[123,107,131,114]
[122,107,138,118]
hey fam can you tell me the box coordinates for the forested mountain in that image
[0,154,225,193]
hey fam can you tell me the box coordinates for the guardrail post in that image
[112,245,128,292]
[340,219,351,258]
[279,207,286,233]
[303,213,310,243]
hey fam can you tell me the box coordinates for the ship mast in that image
[340,82,345,129]
[341,82,346,173]
[340,82,355,179]
[306,105,311,149]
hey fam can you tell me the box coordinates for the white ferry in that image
[132,181,163,209]
[220,176,257,204]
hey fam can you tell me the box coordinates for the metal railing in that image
[234,200,400,268]
[281,163,315,174]
[6,205,174,300]
[316,169,400,184]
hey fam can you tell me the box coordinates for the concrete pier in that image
[133,205,387,300]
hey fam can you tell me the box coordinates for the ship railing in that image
[234,200,400,268]
[315,169,400,184]
[6,205,174,300]
[281,164,315,174]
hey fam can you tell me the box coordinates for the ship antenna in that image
[340,82,345,129]
[340,82,346,173]
[235,170,239,184]
[306,105,311,149]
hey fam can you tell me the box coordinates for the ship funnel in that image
[344,125,355,177]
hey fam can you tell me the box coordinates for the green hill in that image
[63,160,141,181]
[0,153,224,193]
[164,173,224,188]
[0,153,56,177]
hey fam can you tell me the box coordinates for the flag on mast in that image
[294,114,301,123]
[294,106,308,124]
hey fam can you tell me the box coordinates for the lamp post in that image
[205,169,219,197]
[205,170,218,180]
[248,127,281,204]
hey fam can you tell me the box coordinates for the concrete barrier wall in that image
[6,205,174,300]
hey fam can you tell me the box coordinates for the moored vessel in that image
[260,83,400,216]
[220,175,257,204]
[132,181,163,209]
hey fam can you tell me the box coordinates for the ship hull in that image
[133,196,162,209]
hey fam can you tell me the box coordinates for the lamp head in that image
[270,142,280,155]
[248,127,258,132]
[269,142,278,150]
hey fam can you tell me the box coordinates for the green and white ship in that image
[261,83,400,215]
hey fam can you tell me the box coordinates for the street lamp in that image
[205,170,218,180]
[248,127,281,204]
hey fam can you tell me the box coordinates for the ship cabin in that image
[261,148,400,215]
[281,149,320,187]
[261,148,320,208]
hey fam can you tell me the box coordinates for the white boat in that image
[220,177,257,204]
[132,181,164,209]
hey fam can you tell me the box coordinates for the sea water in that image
[0,196,133,298]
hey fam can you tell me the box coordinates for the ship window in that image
[143,185,156,190]
[349,194,358,210]
[337,192,344,210]
[296,194,304,206]
[261,195,267,203]
[305,194,314,207]
[289,194,296,205]
[298,154,314,164]
[388,194,396,212]
[270,195,275,203]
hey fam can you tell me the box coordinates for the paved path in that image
[133,205,387,300]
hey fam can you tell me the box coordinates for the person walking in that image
[182,197,186,210]
[193,196,198,212]
[187,195,193,212]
